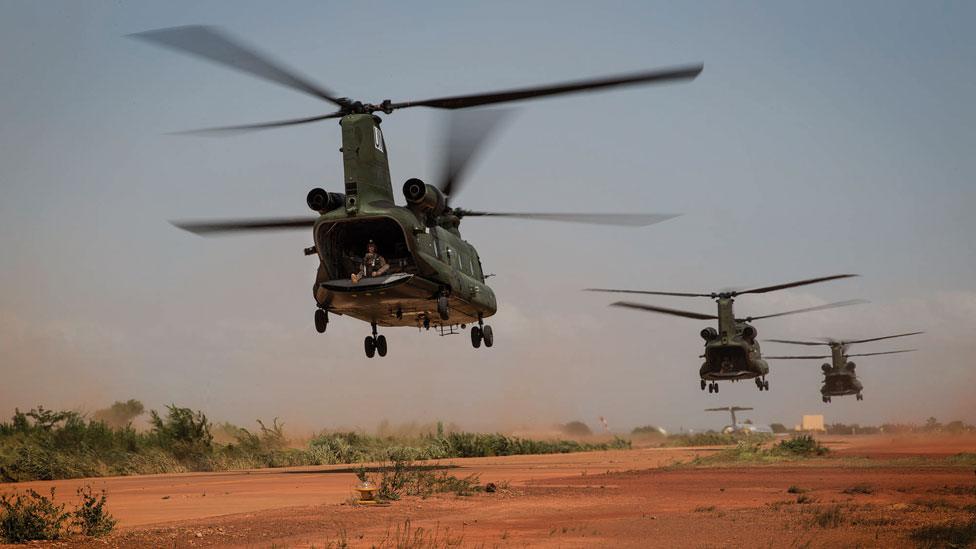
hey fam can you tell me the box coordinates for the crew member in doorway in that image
[351,239,389,283]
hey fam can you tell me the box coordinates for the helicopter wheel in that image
[375,335,388,357]
[470,326,482,348]
[482,325,494,347]
[856,393,862,401]
[701,379,707,391]
[763,380,769,391]
[314,308,328,334]
[364,336,376,358]
[423,317,430,330]
[437,296,450,321]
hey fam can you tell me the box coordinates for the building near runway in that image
[794,415,825,432]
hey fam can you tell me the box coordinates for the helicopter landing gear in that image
[364,323,387,358]
[707,382,719,393]
[470,315,494,349]
[755,378,769,391]
[314,308,328,334]
[856,393,863,401]
[701,379,707,391]
[437,294,450,321]
[423,316,431,330]
[823,396,832,403]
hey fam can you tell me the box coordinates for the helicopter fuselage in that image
[821,346,862,398]
[699,298,769,381]
[309,113,496,330]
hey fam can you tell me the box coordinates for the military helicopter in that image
[704,406,772,434]
[586,274,864,393]
[131,26,701,358]
[765,331,922,402]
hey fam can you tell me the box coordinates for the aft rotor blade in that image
[391,64,703,110]
[171,217,316,235]
[764,355,831,360]
[736,274,859,296]
[438,109,514,199]
[176,111,345,136]
[743,299,868,321]
[130,26,348,108]
[585,288,712,298]
[846,349,916,358]
[841,331,924,346]
[457,211,679,226]
[765,338,827,346]
[610,301,717,320]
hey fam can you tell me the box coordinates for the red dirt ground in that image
[2,435,974,548]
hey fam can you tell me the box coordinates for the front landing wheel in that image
[314,309,328,334]
[470,326,482,348]
[364,336,376,358]
[482,325,494,347]
[375,335,388,357]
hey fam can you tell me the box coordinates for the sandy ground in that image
[1,435,974,547]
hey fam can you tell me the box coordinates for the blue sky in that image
[1,1,974,433]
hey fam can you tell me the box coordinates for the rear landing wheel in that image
[376,335,388,357]
[470,326,482,348]
[701,379,707,391]
[364,336,376,358]
[314,309,328,334]
[763,380,769,391]
[482,325,494,348]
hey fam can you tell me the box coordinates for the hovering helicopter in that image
[586,274,864,394]
[131,26,700,358]
[765,331,922,402]
[704,406,773,434]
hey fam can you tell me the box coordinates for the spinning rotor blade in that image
[171,216,316,235]
[705,407,753,412]
[130,26,347,108]
[175,112,345,135]
[764,355,831,360]
[742,299,867,322]
[455,211,679,227]
[846,349,916,358]
[390,65,703,110]
[736,274,858,296]
[610,301,717,320]
[438,109,514,199]
[765,338,828,346]
[840,331,924,346]
[584,288,712,298]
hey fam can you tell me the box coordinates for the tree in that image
[93,400,145,428]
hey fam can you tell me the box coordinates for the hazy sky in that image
[2,1,974,434]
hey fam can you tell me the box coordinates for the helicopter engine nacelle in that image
[307,188,345,213]
[741,324,757,342]
[700,327,718,341]
[847,362,856,371]
[822,364,831,373]
[402,178,446,216]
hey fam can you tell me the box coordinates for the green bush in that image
[72,486,116,537]
[0,488,70,542]
[774,434,829,457]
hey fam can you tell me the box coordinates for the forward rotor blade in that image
[610,301,717,321]
[176,111,345,136]
[764,355,831,360]
[841,331,924,346]
[456,211,679,227]
[705,407,753,411]
[743,299,868,321]
[391,64,703,110]
[585,288,712,298]
[130,26,348,108]
[438,109,514,199]
[736,274,859,296]
[846,349,916,358]
[171,216,316,235]
[765,338,827,346]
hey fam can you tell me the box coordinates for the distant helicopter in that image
[131,26,701,357]
[765,331,921,402]
[586,275,864,394]
[704,406,772,434]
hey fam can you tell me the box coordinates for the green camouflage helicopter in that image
[132,26,700,358]
[586,275,864,394]
[765,331,921,402]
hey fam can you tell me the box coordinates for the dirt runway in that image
[1,435,974,547]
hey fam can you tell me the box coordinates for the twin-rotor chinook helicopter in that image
[765,331,922,402]
[132,26,701,357]
[586,274,865,394]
